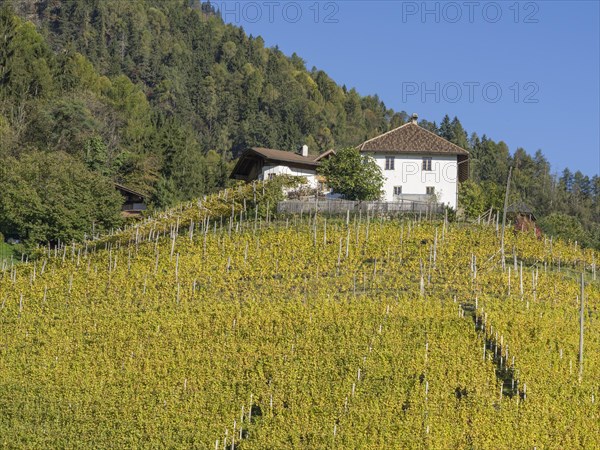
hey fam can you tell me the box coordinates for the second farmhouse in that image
[357,114,469,209]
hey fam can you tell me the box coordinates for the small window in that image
[385,156,395,170]
[422,157,432,171]
[393,186,402,196]
[268,173,276,180]
[426,186,435,195]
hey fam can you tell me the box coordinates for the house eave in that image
[230,147,323,181]
[263,158,319,171]
[360,149,469,156]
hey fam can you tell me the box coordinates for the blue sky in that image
[217,0,599,177]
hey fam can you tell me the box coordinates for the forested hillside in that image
[2,0,398,196]
[0,0,598,250]
[429,115,600,248]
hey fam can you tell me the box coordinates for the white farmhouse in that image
[357,114,469,209]
[230,146,334,188]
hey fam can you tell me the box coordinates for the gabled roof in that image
[114,183,146,199]
[230,147,333,181]
[507,201,537,220]
[249,147,321,167]
[357,122,469,156]
[313,148,336,162]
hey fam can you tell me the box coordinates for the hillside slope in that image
[1,201,598,447]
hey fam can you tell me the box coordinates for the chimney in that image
[301,144,309,157]
[411,113,418,125]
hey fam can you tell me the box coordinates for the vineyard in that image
[0,183,599,449]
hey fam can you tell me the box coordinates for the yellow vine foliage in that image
[1,200,598,448]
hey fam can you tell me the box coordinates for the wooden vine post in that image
[500,166,512,271]
[579,273,585,383]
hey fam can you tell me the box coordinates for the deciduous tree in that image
[318,147,383,201]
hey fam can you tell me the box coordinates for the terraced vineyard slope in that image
[0,193,598,448]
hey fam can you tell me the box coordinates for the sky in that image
[217,0,600,177]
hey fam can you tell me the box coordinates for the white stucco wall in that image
[370,154,459,208]
[260,165,319,188]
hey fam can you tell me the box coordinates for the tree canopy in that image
[0,3,597,249]
[318,148,384,201]
[0,151,123,246]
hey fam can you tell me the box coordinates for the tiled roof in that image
[357,123,469,155]
[250,147,320,166]
[230,147,331,181]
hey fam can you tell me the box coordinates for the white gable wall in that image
[371,154,459,209]
[260,165,319,188]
